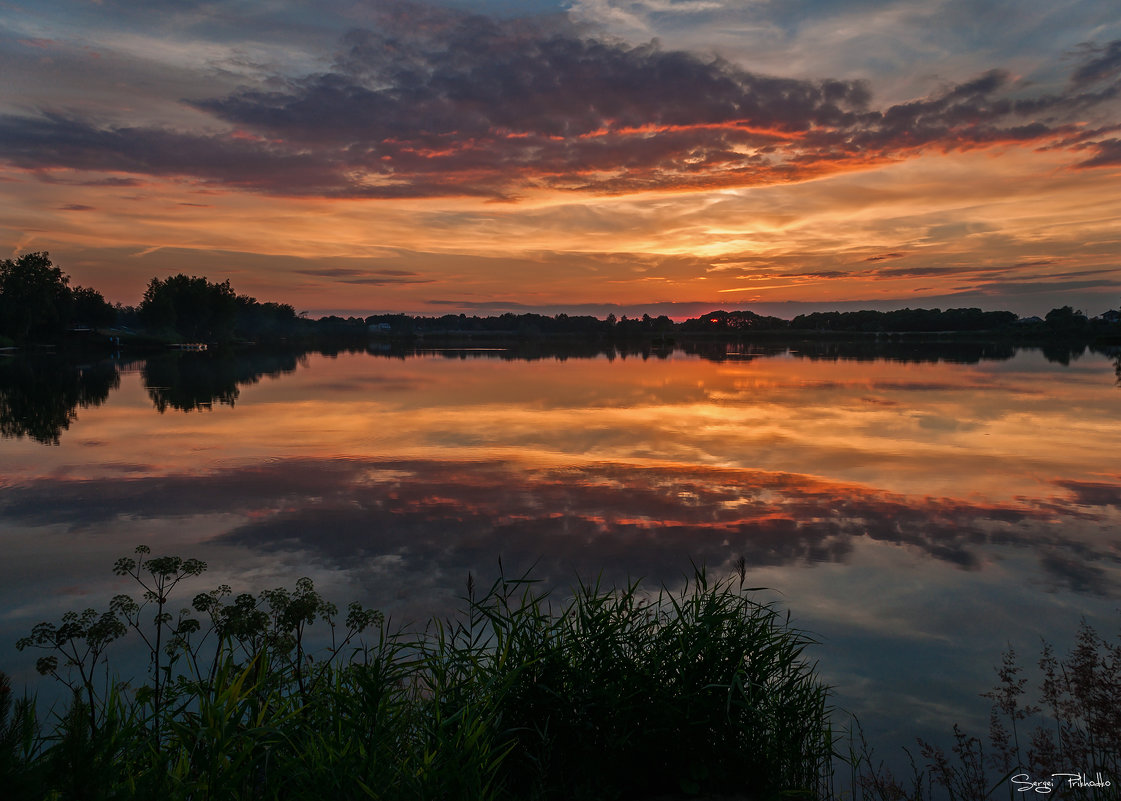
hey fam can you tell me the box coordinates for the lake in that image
[2,341,1119,763]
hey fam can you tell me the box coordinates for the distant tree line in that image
[371,306,1119,338]
[677,307,1033,333]
[1,252,1118,348]
[790,307,1019,332]
[364,311,676,338]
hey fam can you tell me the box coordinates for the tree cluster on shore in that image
[137,274,299,343]
[0,253,115,344]
[2,252,1118,349]
[0,253,305,348]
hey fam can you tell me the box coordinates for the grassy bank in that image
[1,549,832,800]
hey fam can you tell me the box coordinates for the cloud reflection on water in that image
[3,456,1118,601]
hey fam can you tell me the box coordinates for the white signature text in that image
[1011,773,1112,794]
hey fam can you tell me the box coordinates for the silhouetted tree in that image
[680,310,788,332]
[139,275,237,342]
[70,285,116,329]
[0,252,73,342]
[234,296,298,340]
[1044,306,1090,333]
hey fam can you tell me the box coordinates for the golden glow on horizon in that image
[2,145,1119,312]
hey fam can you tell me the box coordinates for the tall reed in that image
[844,620,1121,801]
[5,548,834,800]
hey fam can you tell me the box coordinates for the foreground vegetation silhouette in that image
[4,550,1119,801]
[847,627,1121,801]
[3,548,832,800]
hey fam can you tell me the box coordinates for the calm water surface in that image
[2,344,1119,756]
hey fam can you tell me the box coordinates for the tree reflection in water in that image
[142,349,304,413]
[3,341,1119,444]
[0,356,119,445]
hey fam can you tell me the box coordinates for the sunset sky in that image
[1,0,1119,318]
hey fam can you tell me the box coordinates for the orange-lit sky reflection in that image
[8,348,1119,497]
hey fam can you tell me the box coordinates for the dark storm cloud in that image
[38,175,144,188]
[865,252,907,262]
[1070,40,1121,87]
[190,20,876,197]
[0,3,1117,198]
[206,23,873,145]
[788,270,850,279]
[0,112,344,193]
[872,265,963,278]
[1038,550,1111,596]
[868,263,1105,281]
[427,299,535,309]
[294,267,433,286]
[1076,138,1121,167]
[1055,479,1121,508]
[712,264,853,279]
[966,278,1121,295]
[2,456,1119,595]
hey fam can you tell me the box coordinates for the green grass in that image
[3,548,833,801]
